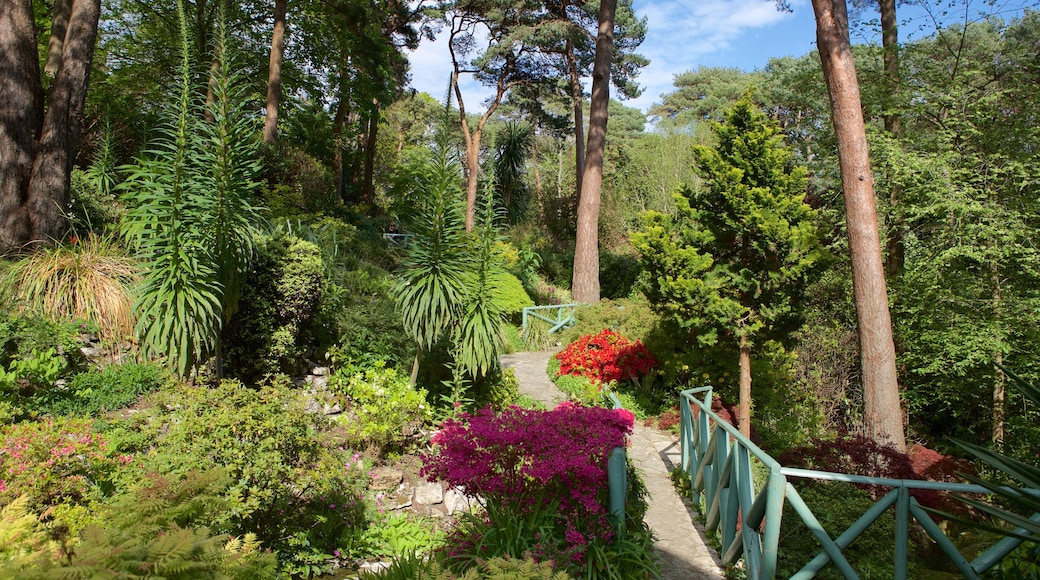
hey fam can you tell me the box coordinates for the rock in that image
[414,482,443,505]
[312,375,329,390]
[359,561,390,576]
[393,486,414,510]
[312,366,329,376]
[444,487,472,515]
[322,402,342,415]
[304,399,322,414]
[368,467,404,490]
[79,346,103,359]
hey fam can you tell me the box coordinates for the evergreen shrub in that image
[223,235,325,381]
[598,251,643,300]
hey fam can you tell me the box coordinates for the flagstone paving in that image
[501,351,726,580]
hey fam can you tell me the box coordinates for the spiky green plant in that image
[941,364,1040,543]
[0,234,138,342]
[119,0,262,377]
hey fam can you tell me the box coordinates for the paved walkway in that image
[501,351,725,580]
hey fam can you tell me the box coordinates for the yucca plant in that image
[119,0,263,377]
[0,234,138,342]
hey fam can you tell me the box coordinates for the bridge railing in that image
[521,303,579,335]
[679,385,1040,579]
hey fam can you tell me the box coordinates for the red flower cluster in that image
[555,329,658,384]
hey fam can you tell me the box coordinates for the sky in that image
[405,0,821,114]
[405,0,1035,115]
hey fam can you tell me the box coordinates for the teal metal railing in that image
[679,385,1040,579]
[522,303,579,335]
[606,391,628,528]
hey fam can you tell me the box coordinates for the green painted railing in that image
[522,303,579,335]
[679,385,1040,579]
[606,390,628,529]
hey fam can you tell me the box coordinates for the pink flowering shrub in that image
[0,417,127,509]
[422,402,635,570]
[554,329,658,385]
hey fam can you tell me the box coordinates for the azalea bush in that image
[422,403,657,578]
[554,329,658,385]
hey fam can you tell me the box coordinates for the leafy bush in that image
[111,380,371,575]
[327,360,430,453]
[598,251,643,300]
[34,361,168,417]
[556,299,660,347]
[0,417,128,524]
[554,330,658,385]
[361,512,445,558]
[371,554,572,579]
[492,271,534,322]
[422,403,656,578]
[223,235,325,381]
[777,481,913,579]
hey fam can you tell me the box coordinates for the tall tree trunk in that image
[263,0,286,144]
[44,0,72,76]
[812,0,906,452]
[880,0,905,278]
[571,0,615,304]
[333,97,347,202]
[0,0,44,249]
[361,102,379,203]
[991,260,1005,449]
[566,39,585,199]
[738,335,752,438]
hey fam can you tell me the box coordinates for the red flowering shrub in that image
[554,329,658,385]
[422,403,635,569]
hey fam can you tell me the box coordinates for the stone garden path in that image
[500,351,726,580]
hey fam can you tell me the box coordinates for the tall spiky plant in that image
[119,1,262,377]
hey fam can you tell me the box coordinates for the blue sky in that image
[405,0,1033,114]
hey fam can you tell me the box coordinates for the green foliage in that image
[0,472,279,579]
[110,380,371,574]
[492,271,535,322]
[118,3,263,377]
[0,417,125,523]
[557,299,661,347]
[633,95,823,349]
[598,251,643,300]
[777,481,912,579]
[327,360,430,453]
[69,121,122,234]
[371,554,573,579]
[223,235,325,381]
[393,138,510,394]
[34,361,168,418]
[362,512,445,558]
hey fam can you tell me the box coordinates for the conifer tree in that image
[633,96,824,437]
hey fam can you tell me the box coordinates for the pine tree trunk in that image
[880,0,905,278]
[263,0,287,144]
[362,103,379,203]
[567,40,585,199]
[571,0,615,304]
[739,336,752,438]
[812,0,906,452]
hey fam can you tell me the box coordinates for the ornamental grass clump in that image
[421,403,637,575]
[554,329,658,385]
